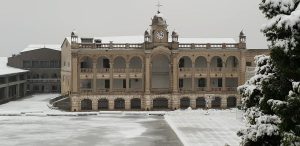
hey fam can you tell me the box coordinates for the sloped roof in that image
[21,44,61,53]
[0,57,28,76]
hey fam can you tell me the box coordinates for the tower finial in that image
[156,0,162,13]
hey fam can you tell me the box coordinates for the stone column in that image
[172,53,178,93]
[192,61,195,92]
[221,96,227,108]
[222,62,226,91]
[207,62,211,91]
[125,98,130,110]
[126,63,129,92]
[92,98,98,111]
[110,63,114,93]
[109,98,114,110]
[144,95,151,110]
[71,53,78,93]
[145,54,151,94]
[93,62,97,93]
[4,86,9,98]
[16,84,20,98]
[191,98,196,109]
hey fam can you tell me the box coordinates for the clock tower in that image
[150,11,169,45]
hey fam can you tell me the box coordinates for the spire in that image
[156,0,162,14]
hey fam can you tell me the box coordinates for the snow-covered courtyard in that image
[166,109,244,146]
[0,94,245,146]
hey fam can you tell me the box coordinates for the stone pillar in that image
[221,96,227,108]
[144,95,151,110]
[71,53,78,93]
[16,84,20,98]
[207,62,211,91]
[172,94,179,110]
[71,96,79,112]
[172,53,178,93]
[125,98,130,110]
[126,63,129,92]
[93,63,97,93]
[192,61,195,92]
[145,54,151,94]
[109,98,114,110]
[110,63,114,93]
[222,62,226,91]
[92,98,98,111]
[191,98,196,109]
[4,86,9,98]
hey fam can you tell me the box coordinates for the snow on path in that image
[165,109,244,146]
[0,94,60,113]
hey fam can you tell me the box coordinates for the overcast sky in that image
[0,0,268,57]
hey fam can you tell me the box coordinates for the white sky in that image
[0,0,268,57]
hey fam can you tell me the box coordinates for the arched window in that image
[81,99,92,110]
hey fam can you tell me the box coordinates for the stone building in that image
[61,12,269,111]
[8,45,61,93]
[0,57,28,104]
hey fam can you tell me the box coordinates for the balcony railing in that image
[195,87,207,91]
[224,68,239,72]
[113,88,126,92]
[97,68,110,73]
[96,89,110,93]
[151,88,170,93]
[227,87,237,91]
[179,88,193,93]
[211,87,222,91]
[179,68,192,72]
[113,68,126,73]
[195,68,208,72]
[128,68,143,73]
[81,68,93,73]
[210,67,222,72]
[28,79,60,83]
[80,88,93,93]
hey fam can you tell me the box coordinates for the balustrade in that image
[81,68,93,73]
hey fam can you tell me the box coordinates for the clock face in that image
[156,31,164,40]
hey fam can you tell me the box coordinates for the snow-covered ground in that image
[0,94,182,146]
[0,94,60,114]
[0,94,244,146]
[165,109,244,146]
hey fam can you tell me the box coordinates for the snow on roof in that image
[67,36,237,44]
[0,57,28,76]
[21,44,61,53]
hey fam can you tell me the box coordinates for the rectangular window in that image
[217,58,223,67]
[218,78,222,87]
[123,79,126,88]
[246,62,252,66]
[19,74,25,80]
[105,80,110,89]
[198,78,206,87]
[23,60,31,68]
[32,61,39,68]
[0,77,5,84]
[40,61,49,68]
[8,76,17,82]
[103,59,110,68]
[179,79,183,88]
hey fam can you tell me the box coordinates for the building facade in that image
[61,12,269,111]
[8,45,61,93]
[0,58,28,104]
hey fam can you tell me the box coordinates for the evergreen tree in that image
[238,0,300,145]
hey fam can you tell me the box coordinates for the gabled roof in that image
[0,57,28,76]
[21,44,61,53]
